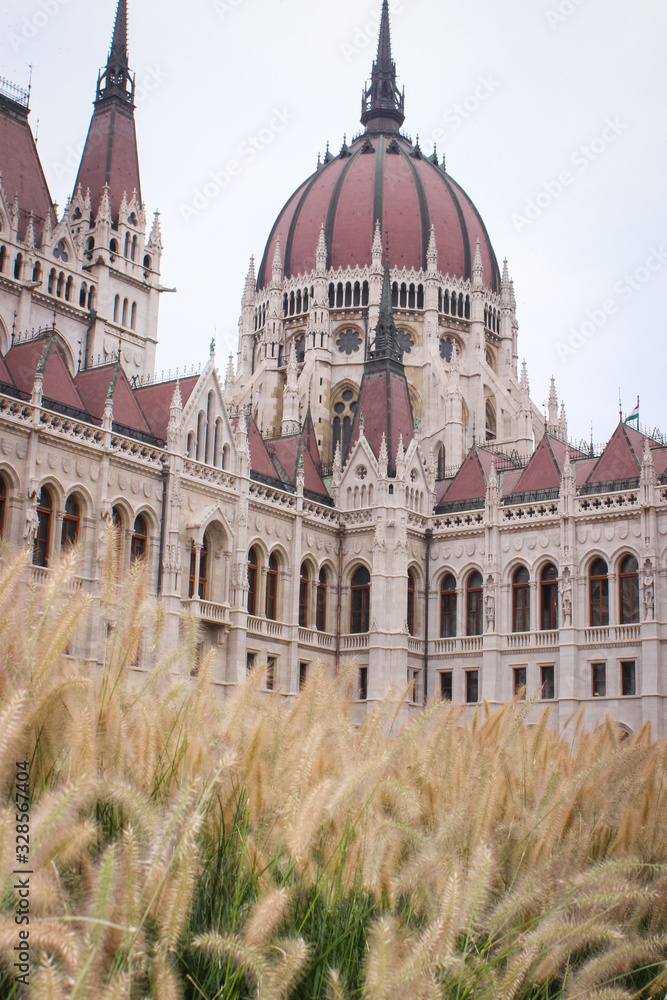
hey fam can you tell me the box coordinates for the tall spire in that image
[97,0,134,106]
[361,0,405,134]
[369,260,402,364]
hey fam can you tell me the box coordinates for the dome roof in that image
[256,134,500,293]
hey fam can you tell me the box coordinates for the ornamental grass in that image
[1,531,667,999]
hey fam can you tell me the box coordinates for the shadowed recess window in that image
[247,547,258,616]
[299,662,308,692]
[513,666,527,699]
[466,670,479,704]
[466,571,483,636]
[592,662,606,697]
[188,536,208,600]
[130,515,148,564]
[440,671,452,702]
[266,656,276,691]
[621,660,636,697]
[589,558,609,627]
[299,563,309,627]
[266,554,278,621]
[619,555,639,624]
[407,569,416,636]
[440,573,457,638]
[61,495,80,549]
[316,568,328,632]
[512,566,530,633]
[0,476,6,538]
[540,563,559,630]
[350,566,370,634]
[541,665,555,700]
[33,487,53,568]
[359,666,368,700]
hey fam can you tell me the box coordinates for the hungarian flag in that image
[626,399,639,423]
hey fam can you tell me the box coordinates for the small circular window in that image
[356,466,367,480]
[439,336,458,362]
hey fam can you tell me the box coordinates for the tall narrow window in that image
[299,662,308,692]
[61,495,80,549]
[589,558,609,627]
[316,568,328,632]
[621,661,636,697]
[513,666,527,698]
[247,547,258,616]
[512,566,530,632]
[359,666,368,700]
[113,295,120,323]
[541,665,555,700]
[130,515,148,564]
[407,569,416,636]
[0,476,6,538]
[188,543,197,599]
[440,574,457,637]
[33,487,53,568]
[592,662,606,697]
[198,535,208,600]
[266,656,276,691]
[266,554,278,621]
[440,671,453,702]
[540,563,559,630]
[350,566,370,633]
[619,555,639,624]
[466,572,483,636]
[466,670,479,704]
[299,563,310,627]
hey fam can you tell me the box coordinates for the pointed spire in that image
[520,359,530,395]
[167,379,182,449]
[486,459,499,508]
[97,0,134,105]
[472,237,483,286]
[370,259,402,363]
[271,237,282,285]
[561,447,575,499]
[316,224,327,273]
[426,224,438,273]
[96,183,112,226]
[378,432,388,478]
[641,437,657,488]
[395,434,406,478]
[548,376,558,427]
[147,210,162,250]
[243,255,256,302]
[225,353,235,389]
[170,379,182,412]
[559,400,568,441]
[361,0,405,133]
[25,213,35,251]
[287,339,298,389]
[371,219,383,268]
[501,258,510,287]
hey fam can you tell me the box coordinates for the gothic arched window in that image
[33,487,53,568]
[466,571,483,637]
[247,547,259,616]
[299,563,310,628]
[350,566,370,634]
[619,555,639,624]
[130,515,148,564]
[61,495,80,549]
[512,566,530,633]
[440,573,457,638]
[589,558,609,627]
[316,568,328,632]
[266,554,278,621]
[540,563,559,630]
[407,569,416,636]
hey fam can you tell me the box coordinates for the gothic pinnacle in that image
[472,237,483,286]
[243,255,256,302]
[316,224,327,272]
[427,224,438,272]
[361,0,405,132]
[271,237,282,284]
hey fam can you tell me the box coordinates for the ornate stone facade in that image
[0,1,665,735]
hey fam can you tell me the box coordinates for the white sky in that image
[2,0,666,446]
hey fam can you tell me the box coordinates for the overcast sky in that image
[2,0,666,447]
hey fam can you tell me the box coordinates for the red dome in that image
[257,133,500,293]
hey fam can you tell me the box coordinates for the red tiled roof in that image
[0,103,54,241]
[585,423,642,485]
[75,363,152,437]
[257,134,499,291]
[0,351,13,386]
[4,336,85,411]
[511,435,563,494]
[248,419,282,481]
[265,434,329,498]
[348,367,414,472]
[441,450,487,504]
[73,105,142,221]
[133,376,200,441]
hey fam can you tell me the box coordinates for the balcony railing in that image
[341,634,369,651]
[29,566,88,593]
[432,636,483,655]
[299,628,335,648]
[506,630,559,649]
[584,624,641,644]
[183,598,230,625]
[248,616,285,639]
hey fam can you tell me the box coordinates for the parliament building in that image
[1,0,666,733]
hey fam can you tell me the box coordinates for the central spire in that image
[361,0,405,134]
[96,0,134,107]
